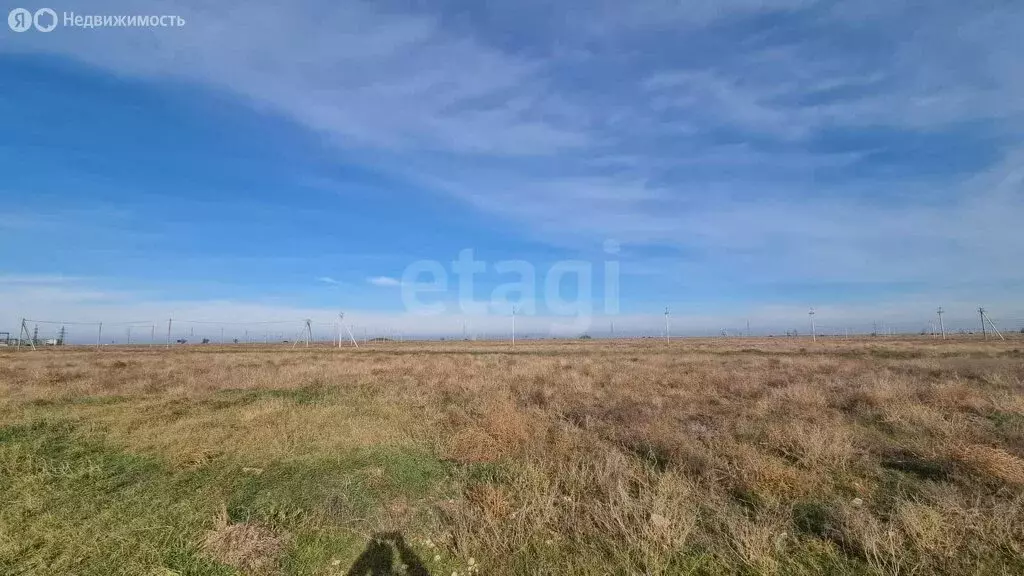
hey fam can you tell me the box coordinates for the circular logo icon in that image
[33,8,57,32]
[8,8,32,32]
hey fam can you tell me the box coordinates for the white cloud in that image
[367,276,401,287]
[577,0,819,35]
[3,0,589,157]
[0,274,80,285]
[316,276,341,285]
[2,0,1022,308]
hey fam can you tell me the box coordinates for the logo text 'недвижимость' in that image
[8,8,185,32]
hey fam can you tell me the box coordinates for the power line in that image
[23,319,101,326]
[173,319,297,325]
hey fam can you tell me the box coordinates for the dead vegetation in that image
[1,336,1023,574]
[203,504,287,574]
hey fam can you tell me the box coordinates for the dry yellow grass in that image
[203,504,287,575]
[1,336,1023,574]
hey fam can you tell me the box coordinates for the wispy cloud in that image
[5,1,589,157]
[0,274,80,285]
[367,276,401,287]
[2,0,1022,310]
[315,276,341,285]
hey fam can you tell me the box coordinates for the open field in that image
[2,337,1024,575]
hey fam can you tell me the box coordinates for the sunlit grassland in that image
[1,337,1023,574]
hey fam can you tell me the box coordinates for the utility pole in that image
[58,325,66,346]
[809,308,816,342]
[127,325,132,345]
[220,327,225,344]
[150,324,155,346]
[746,319,750,338]
[292,319,312,348]
[937,307,945,340]
[339,313,358,347]
[19,319,36,350]
[664,307,670,343]
[979,307,1005,341]
[512,305,520,344]
[979,307,987,339]
[97,322,102,348]
[167,318,172,348]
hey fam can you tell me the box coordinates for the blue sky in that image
[1,0,1023,337]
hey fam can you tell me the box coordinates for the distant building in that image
[43,338,59,346]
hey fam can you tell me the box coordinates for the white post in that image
[339,313,359,348]
[512,307,516,348]
[342,311,350,348]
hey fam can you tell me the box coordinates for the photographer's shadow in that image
[346,532,430,576]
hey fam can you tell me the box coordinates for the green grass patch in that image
[0,420,453,575]
[0,420,232,575]
[26,395,127,408]
[206,384,338,410]
[228,446,450,528]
